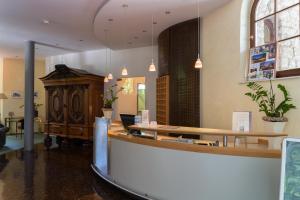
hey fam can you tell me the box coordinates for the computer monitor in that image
[120,114,141,135]
[120,114,135,130]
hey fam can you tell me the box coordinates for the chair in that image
[17,119,24,138]
[0,124,9,149]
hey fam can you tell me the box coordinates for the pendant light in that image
[108,73,113,80]
[121,67,128,76]
[104,77,109,82]
[194,0,203,69]
[108,49,113,79]
[121,4,128,76]
[148,15,156,72]
[107,19,114,80]
[104,29,110,83]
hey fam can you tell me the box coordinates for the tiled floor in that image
[0,143,136,200]
[0,134,47,155]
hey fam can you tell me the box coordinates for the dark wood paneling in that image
[158,29,170,76]
[158,19,200,127]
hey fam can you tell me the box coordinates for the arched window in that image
[250,0,300,78]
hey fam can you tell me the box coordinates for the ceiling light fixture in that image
[104,76,109,82]
[194,0,203,69]
[121,4,129,76]
[121,67,128,76]
[104,29,109,83]
[42,19,50,24]
[107,19,114,80]
[108,73,113,80]
[148,15,156,72]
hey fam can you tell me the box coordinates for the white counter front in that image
[92,118,281,200]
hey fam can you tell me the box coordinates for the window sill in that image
[239,75,300,84]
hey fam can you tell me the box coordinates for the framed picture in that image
[11,90,23,99]
[249,43,276,81]
[280,138,300,200]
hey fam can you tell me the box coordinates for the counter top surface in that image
[108,130,282,159]
[129,124,288,137]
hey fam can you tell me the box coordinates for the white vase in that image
[102,108,113,125]
[263,121,286,149]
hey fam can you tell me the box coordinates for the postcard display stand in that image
[249,43,276,80]
[232,112,252,144]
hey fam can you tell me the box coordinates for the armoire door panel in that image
[48,87,65,123]
[67,85,86,124]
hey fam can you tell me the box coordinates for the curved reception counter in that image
[92,118,286,200]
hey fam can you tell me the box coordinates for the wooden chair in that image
[17,119,24,138]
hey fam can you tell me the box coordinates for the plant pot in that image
[263,120,287,149]
[102,108,113,125]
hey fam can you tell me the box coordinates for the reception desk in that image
[92,118,286,200]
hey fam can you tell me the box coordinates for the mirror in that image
[115,77,146,121]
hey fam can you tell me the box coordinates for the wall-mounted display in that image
[249,43,276,80]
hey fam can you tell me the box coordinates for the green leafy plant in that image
[102,84,123,109]
[20,103,43,111]
[245,80,296,122]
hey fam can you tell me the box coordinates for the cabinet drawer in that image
[68,127,88,137]
[46,125,65,135]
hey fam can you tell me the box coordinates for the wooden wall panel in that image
[158,29,170,76]
[158,19,200,127]
[156,75,169,125]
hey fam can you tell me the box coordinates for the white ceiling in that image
[94,0,231,49]
[0,0,230,58]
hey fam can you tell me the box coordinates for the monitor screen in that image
[120,114,135,130]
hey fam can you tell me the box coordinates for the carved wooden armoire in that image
[40,64,104,141]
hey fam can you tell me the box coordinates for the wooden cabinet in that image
[156,75,169,125]
[40,64,104,141]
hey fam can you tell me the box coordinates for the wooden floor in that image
[0,143,136,200]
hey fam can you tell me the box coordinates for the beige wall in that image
[46,46,158,121]
[0,57,3,122]
[2,58,46,121]
[201,0,300,136]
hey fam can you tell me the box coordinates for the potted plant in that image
[245,79,296,133]
[102,84,123,121]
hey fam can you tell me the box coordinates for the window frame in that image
[250,0,300,78]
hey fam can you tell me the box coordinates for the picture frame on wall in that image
[10,90,23,99]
